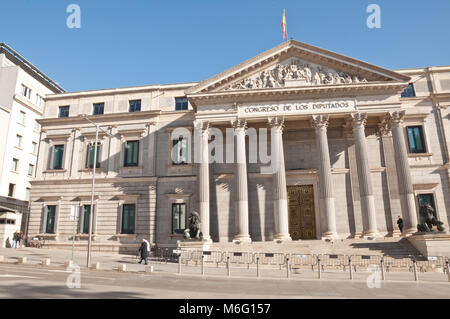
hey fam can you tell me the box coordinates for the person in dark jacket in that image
[12,230,20,249]
[138,238,150,265]
[397,216,404,233]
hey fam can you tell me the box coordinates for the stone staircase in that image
[208,237,423,259]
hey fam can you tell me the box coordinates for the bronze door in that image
[287,185,316,240]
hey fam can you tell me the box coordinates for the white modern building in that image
[0,43,64,231]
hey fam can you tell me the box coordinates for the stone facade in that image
[27,40,450,251]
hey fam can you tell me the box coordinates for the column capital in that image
[387,110,406,127]
[193,119,210,136]
[350,112,368,128]
[231,118,247,130]
[311,114,329,130]
[377,114,392,137]
[268,117,285,130]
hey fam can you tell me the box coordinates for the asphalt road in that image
[1,263,450,299]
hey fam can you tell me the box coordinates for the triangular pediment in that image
[186,39,410,95]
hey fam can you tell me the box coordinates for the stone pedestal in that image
[407,233,450,257]
[177,240,211,251]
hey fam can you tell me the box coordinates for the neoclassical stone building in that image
[28,40,450,252]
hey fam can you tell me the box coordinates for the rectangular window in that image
[15,134,22,148]
[52,145,65,169]
[172,137,188,165]
[25,188,31,201]
[121,204,135,234]
[93,103,105,115]
[175,97,188,111]
[35,94,44,107]
[45,205,56,234]
[129,100,141,112]
[8,183,15,197]
[34,120,40,132]
[21,84,32,99]
[81,205,94,234]
[401,83,416,98]
[59,106,70,118]
[417,194,437,219]
[86,143,101,168]
[18,111,26,124]
[28,164,34,176]
[32,141,38,154]
[124,141,139,167]
[11,158,19,171]
[407,126,426,154]
[172,203,186,234]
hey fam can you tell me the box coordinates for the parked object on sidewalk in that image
[28,239,43,248]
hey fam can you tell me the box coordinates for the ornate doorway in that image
[287,185,316,240]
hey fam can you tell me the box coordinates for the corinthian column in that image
[232,119,251,242]
[350,113,379,237]
[269,117,291,241]
[387,111,418,234]
[311,115,338,239]
[194,120,212,242]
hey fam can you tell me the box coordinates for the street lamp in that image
[79,114,111,267]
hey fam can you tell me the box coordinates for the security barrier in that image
[163,248,450,282]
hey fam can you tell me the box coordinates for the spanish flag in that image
[282,8,287,40]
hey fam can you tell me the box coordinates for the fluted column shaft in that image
[197,121,212,242]
[232,119,251,242]
[312,115,337,238]
[269,117,291,241]
[351,113,379,236]
[389,111,418,233]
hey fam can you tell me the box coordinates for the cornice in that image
[188,81,408,108]
[37,110,161,126]
[45,82,198,100]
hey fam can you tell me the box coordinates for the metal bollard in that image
[348,257,353,280]
[286,257,290,278]
[317,256,321,279]
[201,255,205,275]
[0,256,4,262]
[118,264,127,272]
[92,262,100,270]
[256,257,260,278]
[227,256,231,277]
[178,255,181,274]
[18,257,27,264]
[380,257,385,281]
[42,258,51,266]
[446,261,450,282]
[413,258,418,281]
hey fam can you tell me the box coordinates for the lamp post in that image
[79,115,110,268]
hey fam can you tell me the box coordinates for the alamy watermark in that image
[366,4,381,29]
[366,264,381,288]
[66,263,81,289]
[170,120,284,174]
[66,4,81,29]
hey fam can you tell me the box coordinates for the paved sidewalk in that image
[1,247,449,284]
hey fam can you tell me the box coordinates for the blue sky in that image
[1,0,449,92]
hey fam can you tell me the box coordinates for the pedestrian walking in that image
[19,231,25,248]
[397,216,404,233]
[12,230,20,249]
[138,238,150,265]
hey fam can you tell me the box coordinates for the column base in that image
[201,236,213,244]
[402,227,418,236]
[273,233,292,242]
[232,235,252,243]
[362,230,383,239]
[321,232,339,240]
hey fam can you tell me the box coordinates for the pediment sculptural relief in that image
[224,59,368,91]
